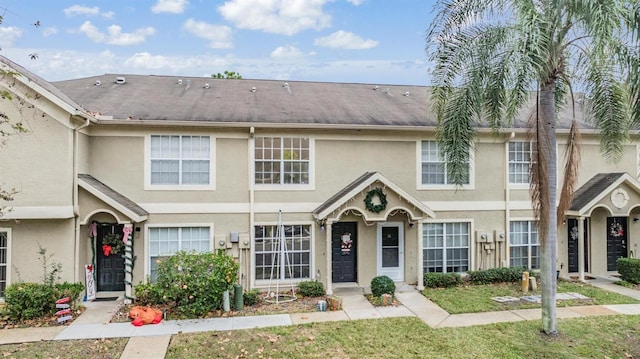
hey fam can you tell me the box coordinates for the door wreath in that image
[364,187,387,214]
[102,232,124,256]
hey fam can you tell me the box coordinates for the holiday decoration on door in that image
[102,232,124,256]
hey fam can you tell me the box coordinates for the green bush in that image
[243,289,262,306]
[134,282,162,305]
[467,267,526,285]
[617,258,640,284]
[423,272,463,288]
[4,282,84,320]
[370,275,395,297]
[152,250,239,317]
[297,280,325,297]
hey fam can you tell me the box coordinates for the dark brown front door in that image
[97,223,125,291]
[606,217,628,271]
[332,222,357,283]
[567,218,589,273]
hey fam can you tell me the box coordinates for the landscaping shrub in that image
[134,282,162,305]
[423,272,462,288]
[617,258,640,284]
[243,289,261,306]
[370,275,395,297]
[297,280,325,297]
[151,250,239,317]
[467,267,526,284]
[4,282,84,320]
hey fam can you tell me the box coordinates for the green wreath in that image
[364,188,387,214]
[102,232,124,256]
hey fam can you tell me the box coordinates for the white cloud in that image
[78,21,156,45]
[270,46,305,60]
[218,0,331,36]
[42,27,58,37]
[63,5,114,18]
[183,19,233,49]
[0,27,23,48]
[346,0,365,5]
[314,30,378,49]
[152,0,189,14]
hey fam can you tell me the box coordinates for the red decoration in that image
[102,244,112,256]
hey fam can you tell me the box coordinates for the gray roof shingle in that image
[569,172,626,211]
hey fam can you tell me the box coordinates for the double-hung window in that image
[508,141,536,184]
[254,224,311,280]
[150,135,211,186]
[148,226,211,281]
[0,230,7,298]
[423,222,470,273]
[420,140,470,187]
[255,137,310,185]
[509,221,539,269]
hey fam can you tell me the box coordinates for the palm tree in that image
[426,1,639,335]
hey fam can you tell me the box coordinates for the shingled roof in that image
[78,174,148,222]
[52,74,589,130]
[568,173,630,215]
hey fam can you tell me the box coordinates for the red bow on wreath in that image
[102,244,113,256]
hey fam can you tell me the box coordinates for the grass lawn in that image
[1,315,639,358]
[165,316,640,358]
[423,280,640,314]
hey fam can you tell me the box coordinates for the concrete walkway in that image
[1,278,639,359]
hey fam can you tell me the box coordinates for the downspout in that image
[72,117,91,283]
[248,127,255,289]
[502,132,515,268]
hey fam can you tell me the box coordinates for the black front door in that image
[97,223,125,291]
[332,222,357,283]
[606,217,628,271]
[567,218,589,273]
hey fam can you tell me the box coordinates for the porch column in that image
[416,220,424,291]
[325,219,334,295]
[578,216,585,282]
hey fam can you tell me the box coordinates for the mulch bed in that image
[0,307,85,329]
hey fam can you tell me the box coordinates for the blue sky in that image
[0,0,436,85]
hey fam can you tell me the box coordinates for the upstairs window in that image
[420,140,469,186]
[508,141,536,184]
[150,135,211,185]
[255,137,310,185]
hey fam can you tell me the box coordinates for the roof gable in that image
[78,174,148,222]
[313,171,435,221]
[568,172,640,216]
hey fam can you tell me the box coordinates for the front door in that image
[567,218,589,273]
[331,222,357,283]
[377,222,404,281]
[606,217,628,271]
[97,223,125,291]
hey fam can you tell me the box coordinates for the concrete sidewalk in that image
[1,278,639,359]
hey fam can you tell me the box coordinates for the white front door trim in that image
[377,222,404,281]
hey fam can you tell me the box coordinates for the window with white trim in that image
[0,231,6,298]
[508,141,536,184]
[255,137,309,185]
[420,140,469,185]
[423,222,470,273]
[509,221,539,269]
[148,227,210,281]
[150,135,211,185]
[254,224,311,280]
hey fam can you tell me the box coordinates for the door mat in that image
[93,297,118,302]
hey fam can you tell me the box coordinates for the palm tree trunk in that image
[539,82,558,335]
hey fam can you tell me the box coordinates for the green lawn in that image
[166,316,640,358]
[422,280,639,314]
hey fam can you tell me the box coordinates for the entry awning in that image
[567,172,640,216]
[312,171,435,221]
[78,174,148,222]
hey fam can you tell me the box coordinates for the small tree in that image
[211,70,242,79]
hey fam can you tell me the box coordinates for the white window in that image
[255,137,310,185]
[509,221,539,269]
[423,222,470,273]
[254,224,311,280]
[508,141,536,184]
[421,141,470,185]
[0,230,8,299]
[150,135,211,185]
[148,226,211,281]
